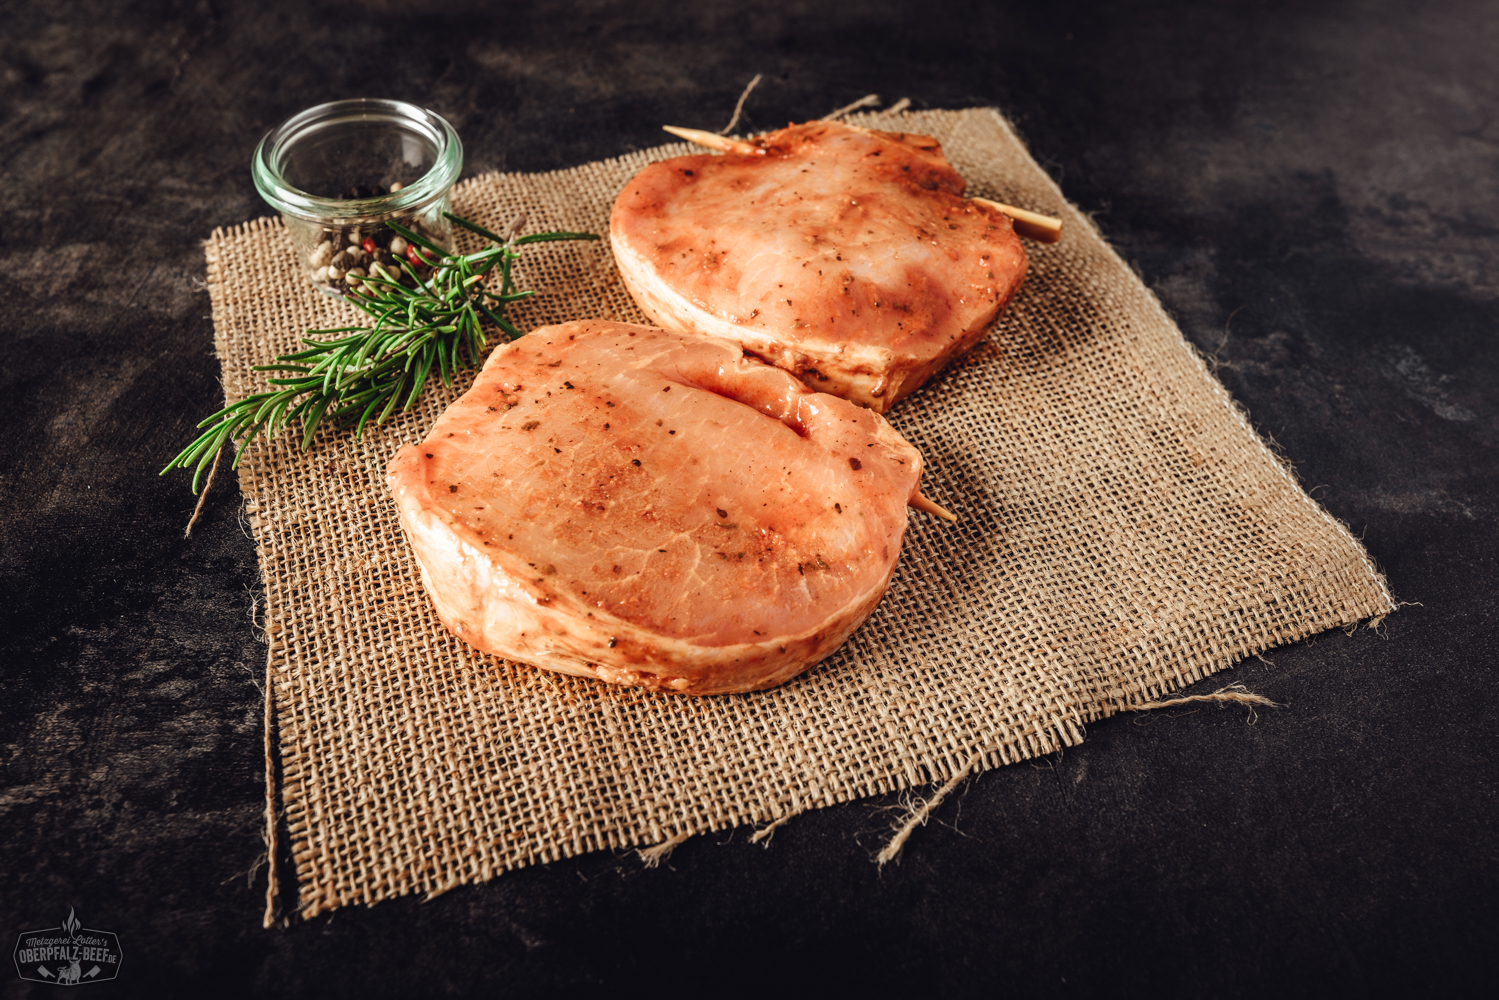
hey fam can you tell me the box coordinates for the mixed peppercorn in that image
[305,183,444,296]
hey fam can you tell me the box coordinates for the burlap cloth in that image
[203,108,1393,922]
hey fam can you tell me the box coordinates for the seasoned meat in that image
[386,320,925,695]
[610,120,1028,412]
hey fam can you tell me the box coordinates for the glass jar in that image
[252,99,464,297]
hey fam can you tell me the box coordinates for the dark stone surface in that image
[2,0,1495,995]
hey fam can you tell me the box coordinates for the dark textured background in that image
[2,0,1496,995]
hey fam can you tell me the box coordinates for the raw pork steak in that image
[610,120,1028,412]
[387,320,925,695]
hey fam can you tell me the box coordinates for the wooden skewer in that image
[663,126,1063,243]
[970,196,1063,244]
[662,125,761,156]
[910,491,958,523]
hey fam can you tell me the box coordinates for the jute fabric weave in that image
[204,108,1394,920]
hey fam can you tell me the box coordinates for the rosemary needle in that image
[163,213,598,493]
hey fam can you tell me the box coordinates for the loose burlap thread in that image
[202,108,1394,923]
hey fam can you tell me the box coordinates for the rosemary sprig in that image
[163,213,598,492]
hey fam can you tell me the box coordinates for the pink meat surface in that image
[386,320,925,694]
[610,120,1028,412]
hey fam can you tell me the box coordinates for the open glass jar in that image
[252,99,463,297]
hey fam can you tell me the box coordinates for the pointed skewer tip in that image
[910,492,958,523]
[662,125,760,156]
[970,196,1063,243]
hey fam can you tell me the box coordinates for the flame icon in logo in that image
[14,906,123,984]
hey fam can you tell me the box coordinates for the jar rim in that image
[252,99,463,225]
